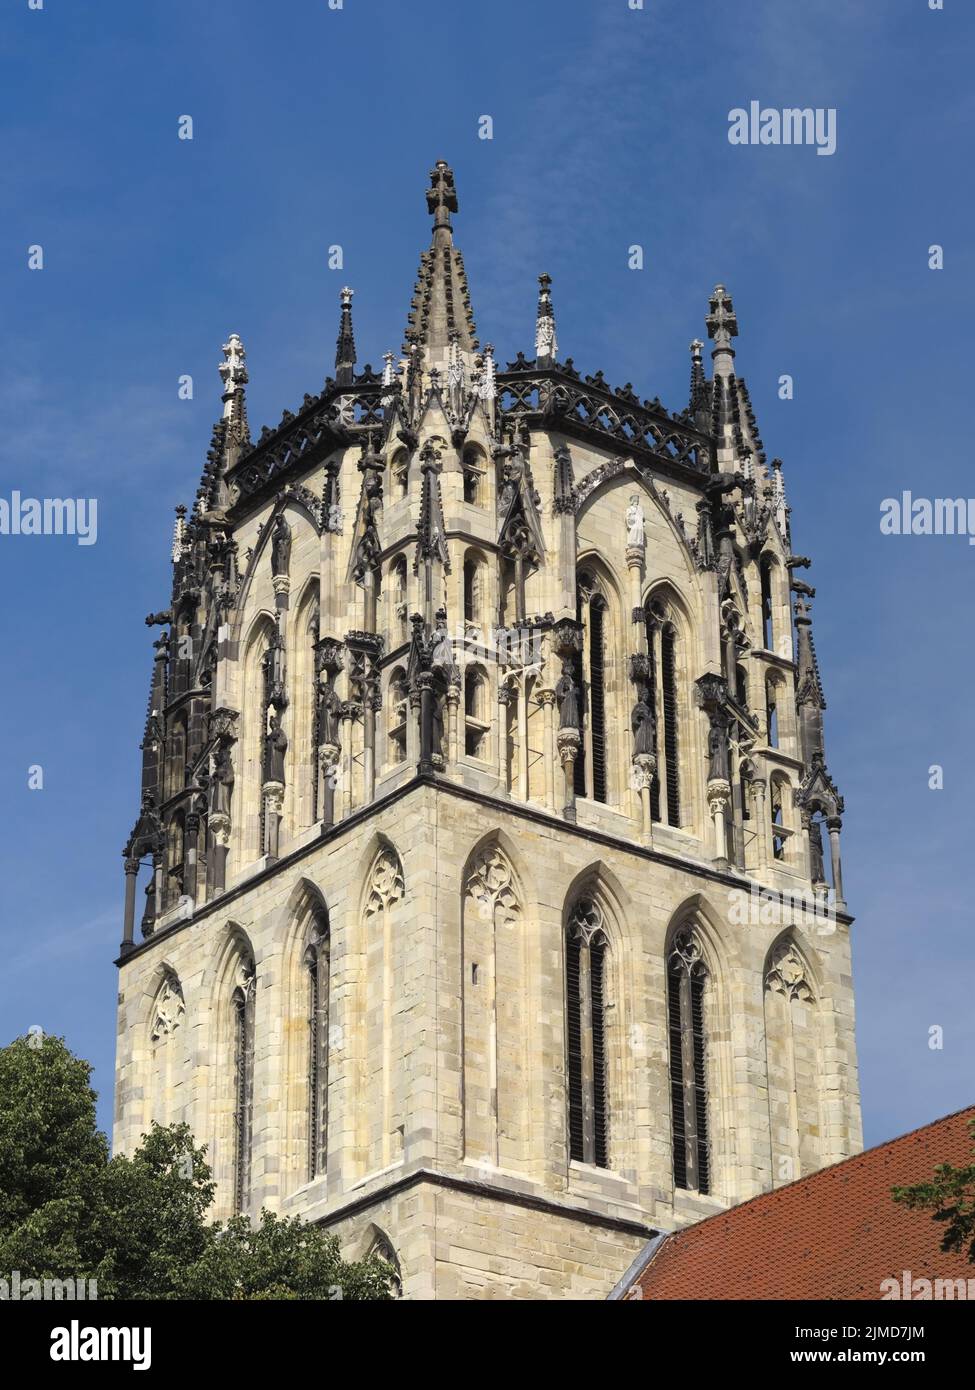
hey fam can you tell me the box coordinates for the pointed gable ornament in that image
[413,439,450,573]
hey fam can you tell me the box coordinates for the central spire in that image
[403,159,478,363]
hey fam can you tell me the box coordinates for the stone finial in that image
[705,285,739,380]
[218,333,248,420]
[335,286,356,387]
[535,273,558,363]
[171,504,187,563]
[480,343,496,401]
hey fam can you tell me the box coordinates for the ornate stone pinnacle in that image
[218,332,248,419]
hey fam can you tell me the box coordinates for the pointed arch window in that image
[304,912,330,1182]
[646,596,683,827]
[463,446,486,506]
[735,662,748,709]
[387,555,408,647]
[668,929,710,1194]
[463,550,488,631]
[231,955,256,1214]
[566,898,609,1168]
[766,674,779,747]
[576,575,610,805]
[770,773,792,861]
[387,666,408,765]
[391,449,409,500]
[464,664,490,758]
[367,1229,403,1298]
[661,622,680,826]
[760,556,775,651]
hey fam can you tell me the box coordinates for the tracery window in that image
[575,575,610,805]
[231,954,256,1213]
[304,913,330,1181]
[566,898,610,1168]
[645,595,682,827]
[668,928,710,1194]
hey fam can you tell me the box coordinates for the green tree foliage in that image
[0,1035,393,1300]
[893,1118,975,1263]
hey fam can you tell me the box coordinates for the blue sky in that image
[0,0,971,1147]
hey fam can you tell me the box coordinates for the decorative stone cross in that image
[426,159,458,226]
[705,285,739,348]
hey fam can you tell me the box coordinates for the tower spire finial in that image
[705,284,739,378]
[535,273,558,365]
[219,332,249,422]
[403,159,477,360]
[426,159,458,230]
[335,286,356,387]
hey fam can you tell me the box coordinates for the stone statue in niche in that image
[265,708,288,784]
[318,676,342,746]
[809,816,826,883]
[631,688,656,756]
[430,609,459,686]
[626,494,646,548]
[706,716,730,782]
[555,660,581,730]
[210,742,235,816]
[270,513,292,577]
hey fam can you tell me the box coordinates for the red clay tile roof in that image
[626,1106,975,1300]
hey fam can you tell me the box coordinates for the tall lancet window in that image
[576,575,609,804]
[760,556,775,651]
[661,622,680,825]
[646,596,683,828]
[231,955,256,1214]
[566,898,610,1168]
[668,928,710,1194]
[304,912,330,1182]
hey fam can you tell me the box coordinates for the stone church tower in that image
[114,161,862,1299]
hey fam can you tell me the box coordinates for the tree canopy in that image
[893,1118,975,1264]
[0,1034,393,1300]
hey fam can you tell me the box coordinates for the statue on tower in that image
[631,686,656,757]
[555,660,581,730]
[626,495,646,549]
[265,708,288,784]
[270,513,292,577]
[210,741,235,817]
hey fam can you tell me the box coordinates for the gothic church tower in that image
[114,161,862,1299]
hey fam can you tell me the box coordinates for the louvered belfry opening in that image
[661,623,681,826]
[667,929,710,1195]
[566,898,610,1168]
[588,597,608,803]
